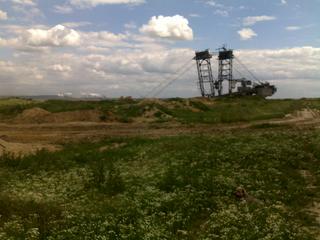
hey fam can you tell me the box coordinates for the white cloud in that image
[280,0,287,5]
[238,28,257,40]
[214,9,228,17]
[58,92,73,97]
[286,26,302,31]
[81,31,128,50]
[206,1,232,17]
[206,1,224,9]
[243,15,276,26]
[49,64,72,72]
[140,15,194,41]
[0,10,8,20]
[0,25,80,51]
[23,25,81,47]
[81,92,104,98]
[189,13,200,18]
[0,37,17,47]
[69,0,145,8]
[124,22,137,29]
[12,0,36,6]
[235,47,320,82]
[61,21,91,28]
[85,54,143,75]
[0,24,131,51]
[11,0,43,21]
[54,4,74,14]
[0,44,319,98]
[0,60,46,89]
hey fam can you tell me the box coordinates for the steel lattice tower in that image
[194,50,215,97]
[218,47,234,95]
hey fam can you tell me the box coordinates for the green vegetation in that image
[0,129,320,239]
[169,97,316,124]
[1,96,320,123]
[0,98,33,107]
[0,98,34,118]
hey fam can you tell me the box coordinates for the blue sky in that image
[0,0,319,98]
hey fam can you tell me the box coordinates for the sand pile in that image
[16,108,51,123]
[133,107,172,123]
[50,110,103,123]
[15,108,105,124]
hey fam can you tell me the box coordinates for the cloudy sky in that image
[0,0,319,98]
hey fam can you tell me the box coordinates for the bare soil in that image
[271,108,320,125]
[14,107,104,124]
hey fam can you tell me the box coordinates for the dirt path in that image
[0,122,243,143]
[0,121,257,157]
[269,108,320,126]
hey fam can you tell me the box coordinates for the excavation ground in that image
[0,120,317,145]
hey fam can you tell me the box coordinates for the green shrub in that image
[0,195,63,239]
[189,100,210,111]
[90,158,125,195]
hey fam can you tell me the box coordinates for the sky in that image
[0,0,319,98]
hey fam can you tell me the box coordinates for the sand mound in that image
[50,110,103,123]
[132,105,174,123]
[0,139,60,157]
[15,108,105,124]
[16,108,51,123]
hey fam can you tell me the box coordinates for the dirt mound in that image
[16,108,51,123]
[0,139,60,157]
[15,108,105,124]
[134,106,173,123]
[50,110,103,123]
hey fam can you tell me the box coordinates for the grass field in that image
[1,96,320,124]
[0,97,320,239]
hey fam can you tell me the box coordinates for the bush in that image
[90,158,125,195]
[0,195,63,239]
